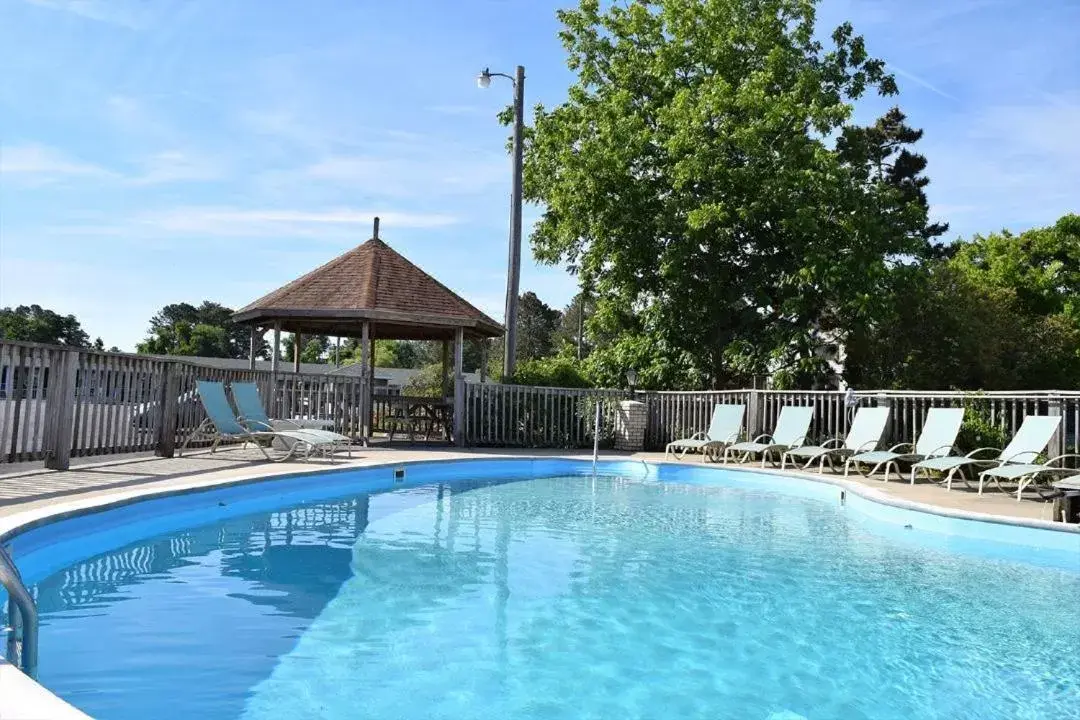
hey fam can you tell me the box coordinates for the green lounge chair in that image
[975,418,1078,500]
[844,407,965,482]
[722,406,814,467]
[664,404,745,461]
[780,406,890,473]
[231,381,353,457]
[179,380,340,462]
[911,415,1062,491]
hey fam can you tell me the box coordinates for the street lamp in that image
[477,65,525,380]
[625,368,638,400]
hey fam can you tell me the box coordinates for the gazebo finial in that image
[373,216,380,240]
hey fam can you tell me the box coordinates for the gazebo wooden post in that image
[248,327,259,370]
[480,340,488,384]
[271,322,281,374]
[368,326,376,435]
[453,328,465,446]
[293,333,302,374]
[441,341,450,399]
[360,321,371,443]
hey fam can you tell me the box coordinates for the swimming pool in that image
[3,459,1079,719]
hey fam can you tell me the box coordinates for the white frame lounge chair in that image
[780,407,890,473]
[179,380,340,462]
[664,404,745,462]
[910,415,1063,491]
[231,381,353,457]
[722,406,814,467]
[980,455,1080,501]
[844,407,964,482]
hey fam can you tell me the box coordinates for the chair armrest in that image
[1041,454,1080,468]
[789,435,810,448]
[751,433,773,443]
[238,416,274,432]
[887,442,914,453]
[688,431,707,441]
[964,447,1001,459]
[821,437,845,449]
[852,440,880,453]
[1000,451,1042,465]
[921,444,957,458]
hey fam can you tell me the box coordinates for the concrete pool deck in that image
[0,446,1073,529]
[0,446,1077,720]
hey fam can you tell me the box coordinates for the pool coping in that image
[1,452,1078,719]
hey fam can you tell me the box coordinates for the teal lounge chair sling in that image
[722,406,814,467]
[664,404,745,461]
[911,415,1063,491]
[180,381,339,462]
[231,382,353,457]
[781,407,890,473]
[844,407,964,482]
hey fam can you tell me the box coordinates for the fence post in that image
[1048,394,1064,458]
[747,389,764,440]
[43,349,78,471]
[875,391,894,444]
[155,363,180,458]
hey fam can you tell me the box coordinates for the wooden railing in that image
[462,383,626,448]
[3,339,1078,467]
[0,340,370,468]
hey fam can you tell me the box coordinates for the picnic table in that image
[382,396,453,444]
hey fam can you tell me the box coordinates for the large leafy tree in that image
[0,304,92,347]
[522,0,943,389]
[137,301,268,358]
[281,334,330,364]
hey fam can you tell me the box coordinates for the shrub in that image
[954,396,1008,453]
[510,356,592,388]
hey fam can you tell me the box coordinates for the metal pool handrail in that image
[0,544,38,678]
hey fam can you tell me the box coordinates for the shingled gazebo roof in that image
[232,226,503,341]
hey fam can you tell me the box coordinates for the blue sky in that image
[0,0,1077,351]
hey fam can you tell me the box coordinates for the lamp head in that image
[476,68,492,89]
[625,368,638,388]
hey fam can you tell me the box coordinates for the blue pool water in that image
[4,463,1080,719]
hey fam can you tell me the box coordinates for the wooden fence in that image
[3,339,1079,467]
[462,383,627,448]
[0,340,369,468]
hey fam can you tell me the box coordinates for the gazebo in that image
[232,218,503,445]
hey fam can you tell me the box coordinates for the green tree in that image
[554,292,597,359]
[137,302,267,358]
[281,334,330,364]
[0,304,91,347]
[516,291,562,363]
[521,0,941,388]
[845,214,1080,390]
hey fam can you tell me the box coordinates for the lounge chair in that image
[780,407,890,473]
[179,381,340,462]
[664,404,745,461]
[975,419,1078,500]
[231,381,353,457]
[722,406,814,467]
[911,415,1062,491]
[844,407,964,482]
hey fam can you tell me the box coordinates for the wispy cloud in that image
[888,63,959,102]
[48,206,461,241]
[301,153,507,199]
[1,143,115,184]
[129,150,224,185]
[25,0,145,28]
